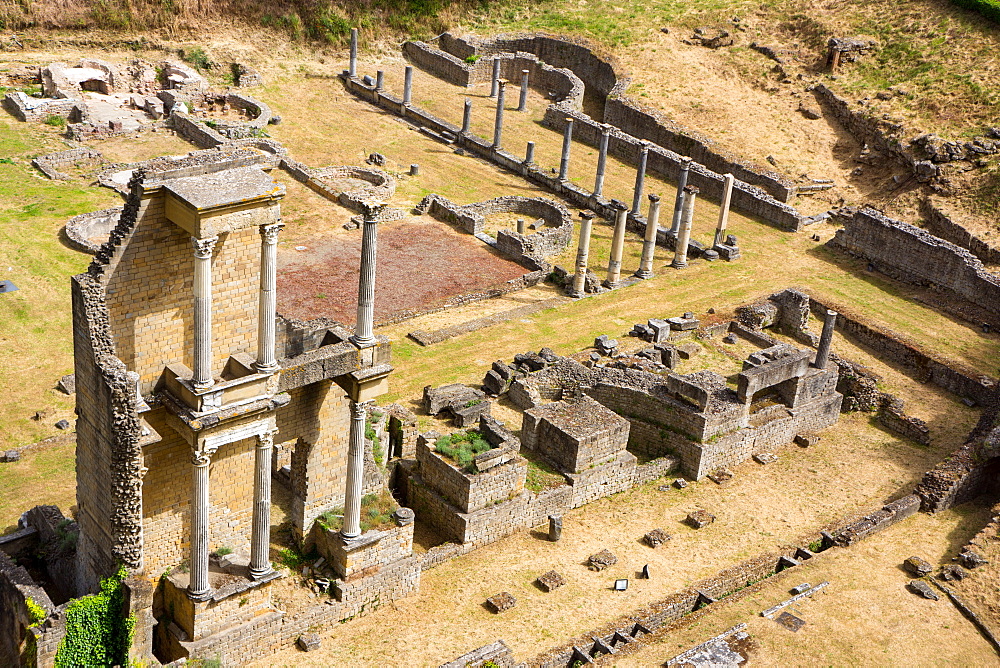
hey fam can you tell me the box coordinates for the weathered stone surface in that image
[938,564,966,581]
[790,583,811,595]
[297,633,321,651]
[775,611,805,632]
[549,515,562,542]
[2,450,20,463]
[798,103,822,120]
[644,528,671,548]
[907,580,939,600]
[537,570,567,592]
[904,555,933,577]
[594,335,618,356]
[794,433,820,448]
[687,510,715,529]
[486,591,516,613]
[707,469,733,485]
[677,343,701,359]
[57,374,76,395]
[423,383,485,416]
[958,550,988,569]
[54,419,70,430]
[753,452,778,465]
[588,549,618,571]
[673,478,688,489]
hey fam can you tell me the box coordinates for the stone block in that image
[794,433,820,448]
[647,319,671,343]
[54,419,70,430]
[707,469,733,485]
[423,383,485,416]
[643,529,671,548]
[219,552,250,570]
[514,351,547,371]
[754,452,778,465]
[677,343,701,359]
[2,450,20,463]
[594,335,618,356]
[907,580,939,600]
[687,510,715,529]
[451,400,490,428]
[536,570,566,592]
[57,374,76,395]
[587,549,617,571]
[486,591,516,613]
[775,611,805,632]
[673,478,688,489]
[904,556,933,577]
[958,550,988,569]
[790,583,811,595]
[938,565,966,581]
[297,633,321,651]
[722,333,738,344]
[668,316,699,331]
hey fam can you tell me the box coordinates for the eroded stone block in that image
[537,570,567,592]
[904,556,933,577]
[486,591,516,613]
[297,633,321,651]
[588,549,618,571]
[687,510,715,529]
[644,528,671,548]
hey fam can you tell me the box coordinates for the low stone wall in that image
[813,83,912,168]
[0,551,57,667]
[64,206,123,254]
[830,206,1000,317]
[289,162,396,211]
[919,198,1000,266]
[171,110,226,148]
[440,639,518,668]
[32,147,103,180]
[2,91,80,122]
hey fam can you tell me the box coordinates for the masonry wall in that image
[919,198,1000,266]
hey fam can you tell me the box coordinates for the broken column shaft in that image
[403,66,414,106]
[349,28,358,78]
[605,201,629,288]
[670,157,693,235]
[493,80,507,148]
[813,309,838,368]
[518,69,530,111]
[461,98,472,134]
[631,141,651,215]
[671,185,698,269]
[525,141,535,164]
[559,117,574,181]
[636,194,661,279]
[713,173,735,247]
[490,57,501,97]
[571,210,594,296]
[594,124,611,197]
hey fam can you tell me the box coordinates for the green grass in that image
[318,488,398,533]
[952,0,1000,23]
[434,429,493,473]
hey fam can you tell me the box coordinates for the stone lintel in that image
[163,165,284,238]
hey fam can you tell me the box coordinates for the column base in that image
[671,260,688,269]
[602,280,621,290]
[192,380,214,392]
[187,587,212,602]
[634,269,654,279]
[249,566,274,580]
[252,362,280,375]
[349,335,377,349]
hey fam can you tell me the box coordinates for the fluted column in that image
[714,173,735,247]
[604,201,629,288]
[352,204,382,348]
[571,211,594,297]
[249,431,275,579]
[188,453,211,600]
[493,80,507,149]
[192,236,218,390]
[670,157,693,235]
[558,117,574,181]
[814,310,838,369]
[631,141,651,215]
[349,28,358,78]
[255,222,283,374]
[672,185,698,269]
[342,401,369,539]
[594,124,611,197]
[636,194,661,279]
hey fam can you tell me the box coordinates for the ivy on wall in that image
[54,566,135,667]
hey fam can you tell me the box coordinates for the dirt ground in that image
[276,214,528,324]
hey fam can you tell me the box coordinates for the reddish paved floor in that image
[276,217,529,325]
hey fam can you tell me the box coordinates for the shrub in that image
[55,566,135,667]
[464,54,481,63]
[215,546,233,556]
[182,46,211,70]
[952,0,1000,23]
[435,430,493,473]
[25,597,46,627]
[43,115,65,128]
[317,488,397,533]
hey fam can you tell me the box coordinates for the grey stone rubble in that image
[904,555,933,577]
[907,580,939,601]
[587,549,617,571]
[537,570,567,592]
[760,581,829,619]
[665,624,749,666]
[487,591,516,613]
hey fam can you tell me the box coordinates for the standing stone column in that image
[604,201,629,288]
[349,28,358,78]
[571,210,595,297]
[352,204,382,348]
[188,453,211,600]
[672,185,698,269]
[255,222,283,374]
[192,236,218,390]
[375,70,384,91]
[493,80,507,149]
[670,157,694,235]
[461,99,472,134]
[636,194,661,279]
[518,69,530,112]
[813,310,838,369]
[489,57,501,98]
[516,218,526,234]
[594,124,611,197]
[249,431,274,579]
[713,173,735,247]
[342,400,369,539]
[558,118,574,181]
[631,141,651,215]
[403,65,413,106]
[524,141,535,165]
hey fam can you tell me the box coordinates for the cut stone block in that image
[2,450,20,463]
[297,633,321,651]
[588,549,618,571]
[647,319,671,343]
[537,570,567,592]
[754,452,779,465]
[687,510,715,529]
[938,565,966,581]
[790,583,811,595]
[677,343,701,359]
[644,529,671,548]
[904,556,933,577]
[907,580,939,600]
[54,419,70,430]
[775,611,805,632]
[57,374,76,395]
[707,469,733,484]
[794,433,820,448]
[673,478,688,489]
[959,550,988,569]
[667,316,699,331]
[486,591,516,613]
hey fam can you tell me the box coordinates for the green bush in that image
[25,597,46,627]
[55,565,135,668]
[435,430,493,473]
[181,46,211,70]
[214,546,233,556]
[952,0,1000,22]
[43,115,66,128]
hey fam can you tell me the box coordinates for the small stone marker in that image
[903,556,933,577]
[640,564,651,579]
[487,591,516,613]
[707,469,733,484]
[907,580,939,601]
[297,633,321,651]
[775,611,805,632]
[673,478,688,489]
[754,452,778,465]
[790,583,811,595]
[687,510,715,529]
[54,419,70,430]
[549,515,563,542]
[588,549,618,571]
[722,333,738,344]
[643,528,671,549]
[537,570,566,592]
[409,163,419,176]
[794,433,819,448]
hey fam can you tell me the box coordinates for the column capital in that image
[648,193,661,203]
[259,221,284,244]
[360,201,386,223]
[680,156,694,166]
[256,430,275,450]
[350,400,372,419]
[192,235,219,259]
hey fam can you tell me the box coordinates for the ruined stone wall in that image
[919,198,1000,266]
[276,380,351,541]
[813,83,911,167]
[64,207,122,254]
[32,147,102,180]
[567,450,637,508]
[171,111,226,148]
[830,206,1000,317]
[103,203,262,395]
[415,441,527,513]
[0,551,56,667]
